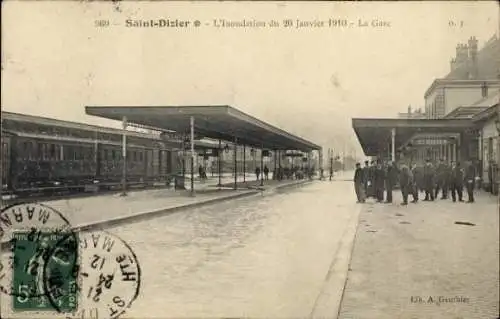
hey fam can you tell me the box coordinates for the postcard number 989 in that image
[95,20,110,28]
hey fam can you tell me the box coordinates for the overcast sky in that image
[2,1,499,158]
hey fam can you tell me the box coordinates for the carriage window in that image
[50,144,56,160]
[23,142,30,159]
[139,152,143,161]
[54,145,60,160]
[112,150,116,160]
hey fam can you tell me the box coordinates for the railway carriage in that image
[1,111,183,195]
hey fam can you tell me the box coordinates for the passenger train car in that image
[1,112,189,196]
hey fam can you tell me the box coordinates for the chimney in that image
[455,43,468,64]
[408,105,412,115]
[468,36,478,79]
[450,57,457,71]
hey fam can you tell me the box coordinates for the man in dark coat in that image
[374,162,386,202]
[263,165,269,180]
[385,161,398,203]
[423,160,435,201]
[464,161,476,203]
[434,159,451,199]
[354,163,366,203]
[255,166,261,181]
[362,161,370,194]
[450,161,464,202]
[399,164,412,205]
[367,160,377,198]
[410,163,419,203]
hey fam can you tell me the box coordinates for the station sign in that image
[160,131,205,141]
[285,151,303,157]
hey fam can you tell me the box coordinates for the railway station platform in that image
[40,178,314,232]
[338,191,499,319]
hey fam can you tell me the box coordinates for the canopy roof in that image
[352,118,472,156]
[85,105,321,151]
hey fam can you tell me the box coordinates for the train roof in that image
[2,111,163,140]
[1,111,217,149]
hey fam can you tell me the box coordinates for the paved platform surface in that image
[40,178,306,230]
[331,170,355,181]
[338,191,499,319]
[104,179,361,318]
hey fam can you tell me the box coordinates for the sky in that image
[2,1,499,158]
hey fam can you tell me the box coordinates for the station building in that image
[353,35,500,194]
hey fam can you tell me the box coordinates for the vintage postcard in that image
[1,1,499,318]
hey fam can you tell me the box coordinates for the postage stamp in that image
[0,203,78,314]
[45,230,141,319]
[12,230,78,312]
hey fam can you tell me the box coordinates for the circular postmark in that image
[0,202,77,304]
[45,230,141,318]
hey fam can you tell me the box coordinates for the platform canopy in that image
[85,105,321,152]
[352,118,473,156]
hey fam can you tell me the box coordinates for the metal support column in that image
[319,149,323,180]
[273,149,277,180]
[190,116,195,196]
[391,128,396,163]
[233,138,237,190]
[120,116,128,196]
[243,145,246,183]
[218,139,222,187]
[278,150,281,180]
[260,146,264,186]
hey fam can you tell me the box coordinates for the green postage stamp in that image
[11,230,79,312]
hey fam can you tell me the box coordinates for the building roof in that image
[472,103,499,123]
[85,105,322,151]
[424,79,500,99]
[443,106,489,119]
[469,91,500,107]
[445,35,500,81]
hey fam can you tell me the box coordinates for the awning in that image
[352,118,472,156]
[85,105,321,152]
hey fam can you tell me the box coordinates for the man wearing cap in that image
[373,161,386,202]
[450,161,464,202]
[399,164,412,205]
[354,162,366,203]
[410,163,419,203]
[464,161,476,203]
[423,159,435,201]
[385,161,398,203]
[434,158,450,200]
[362,160,370,195]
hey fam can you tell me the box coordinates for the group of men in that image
[354,159,477,205]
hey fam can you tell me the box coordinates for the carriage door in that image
[1,137,11,187]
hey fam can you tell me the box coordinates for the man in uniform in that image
[385,161,398,203]
[374,161,386,202]
[410,163,419,203]
[434,158,450,200]
[362,161,370,195]
[354,163,366,203]
[464,161,476,203]
[450,161,464,202]
[367,160,377,198]
[399,164,412,205]
[423,159,435,201]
